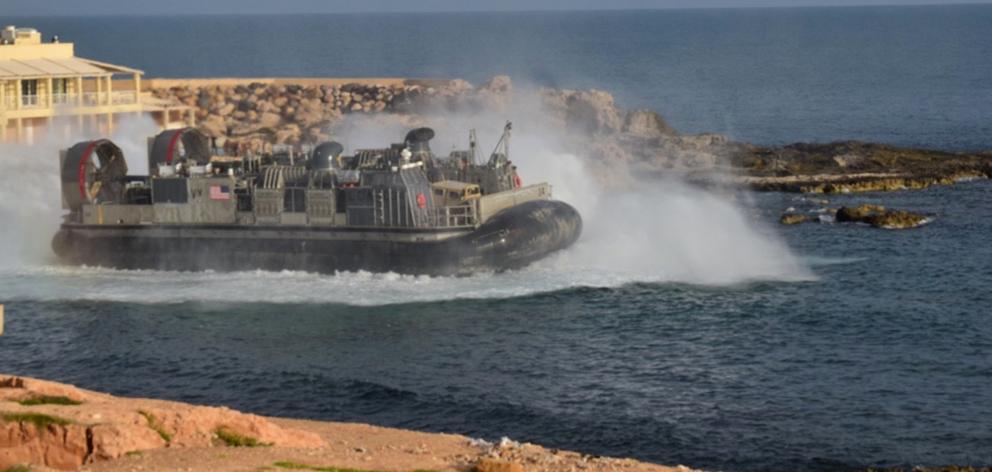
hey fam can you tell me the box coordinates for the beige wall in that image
[0,42,73,60]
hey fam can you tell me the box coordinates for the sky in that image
[2,0,990,15]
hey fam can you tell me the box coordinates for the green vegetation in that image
[271,462,434,472]
[272,462,378,472]
[215,427,271,447]
[17,395,82,406]
[3,465,32,472]
[0,411,72,428]
[124,450,144,457]
[17,395,83,406]
[137,410,172,443]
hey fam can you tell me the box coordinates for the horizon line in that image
[5,1,992,18]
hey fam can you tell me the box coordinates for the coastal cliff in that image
[148,76,992,193]
[0,375,691,472]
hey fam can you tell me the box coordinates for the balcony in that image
[20,94,40,108]
[0,91,139,110]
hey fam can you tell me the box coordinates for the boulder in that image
[835,204,929,229]
[835,204,887,222]
[623,109,677,137]
[258,112,282,129]
[779,213,812,225]
[198,115,227,138]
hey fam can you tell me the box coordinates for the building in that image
[0,25,193,143]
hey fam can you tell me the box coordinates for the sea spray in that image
[0,115,159,268]
[413,93,813,285]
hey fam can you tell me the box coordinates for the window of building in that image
[52,78,70,104]
[21,79,38,106]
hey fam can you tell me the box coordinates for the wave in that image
[0,250,815,306]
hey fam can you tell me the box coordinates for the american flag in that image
[209,185,231,200]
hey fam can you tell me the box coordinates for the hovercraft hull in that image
[52,200,582,276]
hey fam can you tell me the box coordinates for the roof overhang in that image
[0,56,143,80]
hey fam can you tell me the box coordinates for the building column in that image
[187,108,195,127]
[105,76,112,105]
[46,77,53,108]
[14,79,21,110]
[15,118,23,141]
[75,76,83,106]
[133,73,141,104]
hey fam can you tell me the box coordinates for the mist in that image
[331,86,813,285]
[0,115,159,268]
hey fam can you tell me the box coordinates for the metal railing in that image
[111,91,137,104]
[20,94,40,107]
[0,91,142,111]
[52,93,72,105]
[81,92,102,106]
[435,204,478,228]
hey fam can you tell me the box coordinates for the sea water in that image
[1,6,992,471]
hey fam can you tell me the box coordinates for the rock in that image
[541,88,623,135]
[275,124,302,144]
[623,109,677,137]
[835,204,887,222]
[89,423,166,461]
[474,458,525,472]
[258,112,282,129]
[216,103,235,116]
[481,75,511,94]
[866,209,929,229]
[780,213,812,225]
[198,115,227,138]
[0,375,327,470]
[835,204,929,229]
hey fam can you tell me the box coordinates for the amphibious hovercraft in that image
[51,124,582,275]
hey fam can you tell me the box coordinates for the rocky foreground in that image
[148,76,992,193]
[0,375,692,472]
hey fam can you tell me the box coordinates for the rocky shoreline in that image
[0,375,691,472]
[148,76,992,193]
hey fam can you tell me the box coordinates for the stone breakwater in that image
[0,374,691,472]
[148,75,992,193]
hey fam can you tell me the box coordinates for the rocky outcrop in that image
[780,203,930,229]
[836,204,930,229]
[0,375,324,470]
[1,375,691,472]
[735,142,992,193]
[148,76,992,193]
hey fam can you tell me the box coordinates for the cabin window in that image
[21,79,38,106]
[434,189,444,197]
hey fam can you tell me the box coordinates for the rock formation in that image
[147,76,992,193]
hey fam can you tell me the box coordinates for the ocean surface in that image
[9,5,992,150]
[2,6,992,472]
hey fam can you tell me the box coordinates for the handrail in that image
[434,204,478,228]
[20,94,40,107]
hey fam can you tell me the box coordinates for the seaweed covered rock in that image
[836,204,929,229]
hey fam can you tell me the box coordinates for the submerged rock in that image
[779,213,813,225]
